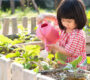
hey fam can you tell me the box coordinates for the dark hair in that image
[57,0,87,30]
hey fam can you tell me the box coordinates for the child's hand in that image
[46,44,59,51]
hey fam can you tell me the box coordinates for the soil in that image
[39,68,90,80]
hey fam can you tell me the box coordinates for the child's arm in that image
[46,44,72,57]
[47,30,86,58]
[55,45,72,57]
[46,44,77,57]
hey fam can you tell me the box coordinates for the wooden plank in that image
[22,17,28,28]
[3,18,10,35]
[11,63,23,80]
[11,17,18,34]
[15,41,44,48]
[31,17,36,34]
[37,74,55,80]
[23,69,37,80]
[0,56,11,80]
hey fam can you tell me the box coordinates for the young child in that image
[37,0,87,69]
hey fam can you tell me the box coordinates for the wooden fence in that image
[0,17,36,35]
[0,16,90,54]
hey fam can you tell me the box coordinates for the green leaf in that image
[70,56,82,69]
[14,58,24,64]
[34,26,38,30]
[87,56,90,64]
[6,51,20,58]
[41,61,50,70]
[63,63,73,70]
[6,53,17,58]
[87,11,90,19]
[48,53,54,60]
[33,67,39,73]
[88,28,90,32]
[55,52,66,64]
[24,45,40,57]
[0,35,13,44]
[23,63,31,69]
[12,39,24,45]
[18,25,25,31]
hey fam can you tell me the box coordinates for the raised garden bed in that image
[0,33,90,80]
[0,56,90,80]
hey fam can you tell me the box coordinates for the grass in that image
[0,7,90,35]
[0,7,90,20]
[0,7,56,20]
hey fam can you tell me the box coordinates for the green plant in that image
[57,56,85,80]
[12,25,30,44]
[63,56,82,70]
[55,52,66,64]
[0,35,13,54]
[6,45,41,69]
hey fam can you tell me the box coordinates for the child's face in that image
[61,18,77,30]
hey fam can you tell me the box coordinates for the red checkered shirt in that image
[59,29,86,69]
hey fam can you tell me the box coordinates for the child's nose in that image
[65,23,69,27]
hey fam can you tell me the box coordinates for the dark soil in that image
[39,68,90,80]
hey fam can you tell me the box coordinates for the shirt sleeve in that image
[65,32,85,55]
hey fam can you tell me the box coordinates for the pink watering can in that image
[36,21,60,51]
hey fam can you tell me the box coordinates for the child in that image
[37,0,87,70]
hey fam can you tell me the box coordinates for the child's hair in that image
[57,0,87,30]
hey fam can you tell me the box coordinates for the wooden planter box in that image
[0,56,55,80]
[0,56,11,80]
[0,58,90,80]
[11,63,55,80]
[0,38,90,80]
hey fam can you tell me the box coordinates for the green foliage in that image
[19,45,40,69]
[63,56,82,70]
[0,35,13,54]
[87,56,90,64]
[14,58,25,64]
[12,39,24,45]
[23,62,31,69]
[63,56,83,78]
[17,25,30,43]
[34,26,38,31]
[6,51,20,58]
[33,67,39,73]
[48,53,54,60]
[70,56,82,69]
[87,10,90,19]
[0,24,2,30]
[0,35,13,44]
[12,25,34,45]
[86,10,90,29]
[55,52,66,64]
[40,61,51,70]
[22,45,40,58]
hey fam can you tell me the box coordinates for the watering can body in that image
[36,22,60,51]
